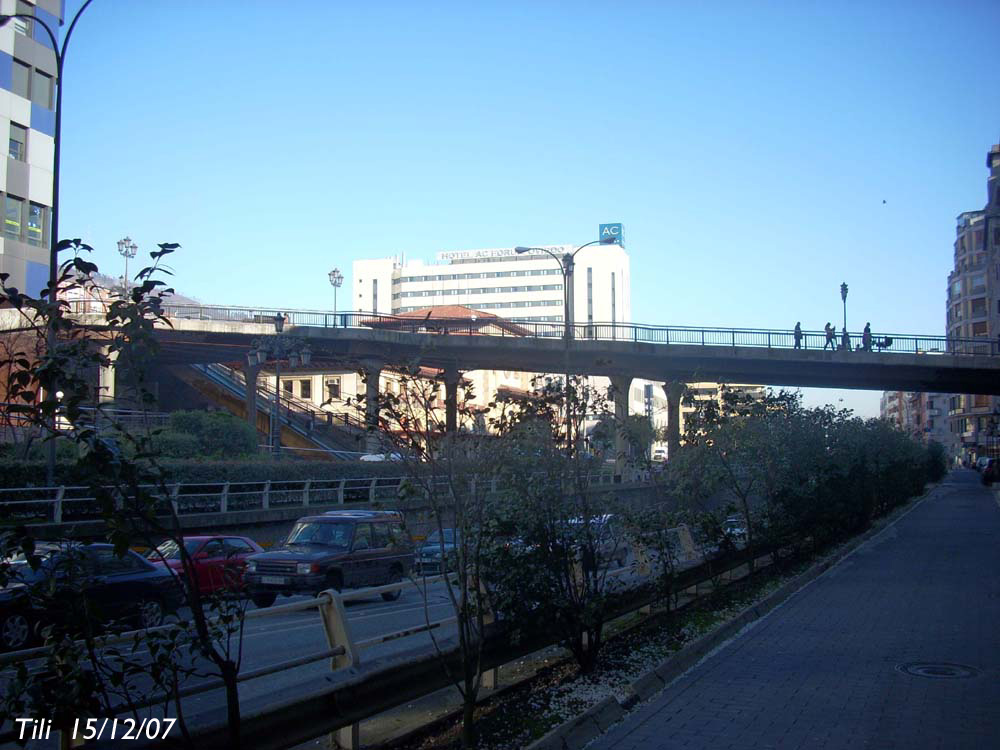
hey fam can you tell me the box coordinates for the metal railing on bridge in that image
[134,303,1000,357]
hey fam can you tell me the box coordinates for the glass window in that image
[4,195,23,239]
[201,539,226,557]
[31,70,53,109]
[11,60,30,99]
[372,523,390,549]
[971,298,987,317]
[326,377,341,400]
[8,123,27,161]
[282,379,293,394]
[352,523,373,550]
[13,1,33,36]
[972,321,988,337]
[299,379,311,399]
[970,274,986,293]
[27,203,45,246]
[224,538,254,555]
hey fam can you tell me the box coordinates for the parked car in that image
[723,515,748,545]
[359,452,404,462]
[651,447,668,462]
[244,510,414,607]
[148,535,264,596]
[0,543,183,651]
[975,456,991,472]
[415,528,461,576]
[982,458,998,486]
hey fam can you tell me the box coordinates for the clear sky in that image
[56,1,1000,417]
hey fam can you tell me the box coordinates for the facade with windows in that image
[0,0,61,297]
[353,244,630,326]
[946,144,1000,460]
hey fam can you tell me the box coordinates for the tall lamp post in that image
[1,1,96,486]
[514,239,615,455]
[247,314,312,457]
[840,282,849,331]
[117,236,137,297]
[328,267,344,320]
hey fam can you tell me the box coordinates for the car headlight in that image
[247,561,257,573]
[296,563,313,575]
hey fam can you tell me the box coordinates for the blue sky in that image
[56,1,1000,417]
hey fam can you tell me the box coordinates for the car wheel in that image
[138,599,164,629]
[1,613,32,651]
[381,568,403,601]
[251,592,277,609]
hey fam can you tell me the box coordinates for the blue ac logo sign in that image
[599,223,624,246]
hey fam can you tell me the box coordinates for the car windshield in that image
[425,529,457,545]
[286,521,352,548]
[150,538,205,561]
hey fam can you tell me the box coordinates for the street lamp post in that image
[328,267,344,321]
[247,314,312,457]
[1,1,96,486]
[840,282,849,331]
[117,236,138,297]
[514,239,614,456]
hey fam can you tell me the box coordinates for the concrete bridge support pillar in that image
[662,381,687,461]
[443,366,461,434]
[98,347,118,404]
[609,375,632,479]
[243,362,261,430]
[362,360,383,454]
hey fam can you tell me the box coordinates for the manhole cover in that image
[896,662,979,679]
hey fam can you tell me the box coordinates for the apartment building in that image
[946,144,1000,460]
[0,0,61,297]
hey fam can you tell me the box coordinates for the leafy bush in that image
[155,410,258,458]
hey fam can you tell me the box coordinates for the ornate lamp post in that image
[247,314,312,457]
[117,236,137,297]
[328,267,344,320]
[840,282,849,331]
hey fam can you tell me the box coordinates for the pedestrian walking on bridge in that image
[862,322,872,351]
[793,322,803,349]
[823,322,835,350]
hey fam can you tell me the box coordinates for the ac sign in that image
[599,223,624,247]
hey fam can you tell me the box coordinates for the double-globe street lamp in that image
[247,314,312,457]
[513,239,615,456]
[1,1,96,484]
[117,236,137,297]
[328,267,344,321]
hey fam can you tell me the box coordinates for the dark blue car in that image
[0,542,183,652]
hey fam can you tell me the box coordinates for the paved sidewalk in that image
[590,470,1000,750]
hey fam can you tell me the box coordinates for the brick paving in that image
[590,470,1000,750]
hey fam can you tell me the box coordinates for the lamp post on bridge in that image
[840,282,849,332]
[328,267,344,322]
[247,314,312,457]
[117,236,137,297]
[514,237,617,457]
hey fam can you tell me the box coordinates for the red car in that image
[148,536,264,595]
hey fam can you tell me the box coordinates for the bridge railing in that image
[139,303,1000,357]
[0,469,621,524]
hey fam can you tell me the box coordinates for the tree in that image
[0,244,250,748]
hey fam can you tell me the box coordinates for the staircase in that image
[186,364,368,460]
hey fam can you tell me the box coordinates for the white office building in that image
[353,244,630,327]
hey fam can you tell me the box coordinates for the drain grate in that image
[896,662,979,679]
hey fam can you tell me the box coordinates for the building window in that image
[326,377,341,400]
[372,279,378,312]
[26,203,46,246]
[31,70,53,109]
[11,61,30,99]
[972,321,988,337]
[13,1,33,36]
[299,379,312,399]
[611,272,616,325]
[586,267,593,325]
[974,394,990,408]
[971,298,987,317]
[969,274,986,294]
[4,195,23,239]
[282,379,293,394]
[8,123,27,161]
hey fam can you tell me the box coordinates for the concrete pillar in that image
[662,381,687,461]
[443,366,461,433]
[243,362,261,430]
[609,375,632,478]
[98,347,118,404]
[361,360,383,454]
